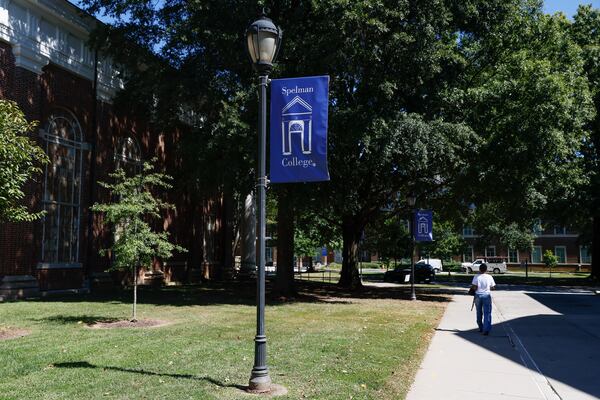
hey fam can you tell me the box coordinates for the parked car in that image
[461,258,507,274]
[417,258,443,273]
[265,261,276,273]
[383,263,435,283]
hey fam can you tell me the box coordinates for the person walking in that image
[470,263,496,335]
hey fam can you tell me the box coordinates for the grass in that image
[435,271,597,287]
[296,268,597,288]
[325,262,387,270]
[0,282,448,400]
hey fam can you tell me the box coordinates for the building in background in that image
[0,0,226,298]
[459,222,591,272]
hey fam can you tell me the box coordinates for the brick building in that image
[0,0,226,298]
[459,222,592,272]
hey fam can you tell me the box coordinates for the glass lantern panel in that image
[257,30,276,63]
[247,32,259,63]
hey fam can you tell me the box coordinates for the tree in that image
[0,100,48,222]
[543,249,558,278]
[79,0,593,291]
[364,214,411,267]
[420,221,467,262]
[449,8,593,253]
[570,5,600,280]
[92,161,186,321]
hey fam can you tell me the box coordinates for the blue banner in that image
[413,210,433,242]
[270,75,330,183]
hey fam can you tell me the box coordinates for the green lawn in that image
[295,267,598,288]
[0,283,447,400]
[435,271,596,286]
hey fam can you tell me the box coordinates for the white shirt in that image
[471,273,496,294]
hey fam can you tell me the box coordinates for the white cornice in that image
[12,42,49,73]
[0,0,122,101]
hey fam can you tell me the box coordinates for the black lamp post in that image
[407,195,417,301]
[245,13,282,393]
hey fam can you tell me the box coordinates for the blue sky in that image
[73,0,600,25]
[544,0,600,16]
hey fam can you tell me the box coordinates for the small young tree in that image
[0,100,48,222]
[92,161,186,321]
[543,250,559,278]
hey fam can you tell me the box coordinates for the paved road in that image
[406,287,600,400]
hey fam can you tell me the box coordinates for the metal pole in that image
[249,74,271,393]
[410,213,416,301]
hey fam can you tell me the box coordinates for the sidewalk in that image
[406,288,600,400]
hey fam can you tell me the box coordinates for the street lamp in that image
[407,195,417,301]
[245,13,282,394]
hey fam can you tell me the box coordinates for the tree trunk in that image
[221,191,235,280]
[131,264,138,322]
[592,216,600,280]
[338,219,363,290]
[275,189,296,297]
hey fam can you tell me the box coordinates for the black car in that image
[383,263,435,284]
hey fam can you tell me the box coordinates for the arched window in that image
[41,109,84,263]
[114,136,142,175]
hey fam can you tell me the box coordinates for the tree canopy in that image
[79,0,599,286]
[0,100,48,223]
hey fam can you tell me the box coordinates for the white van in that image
[417,258,443,273]
[461,258,507,274]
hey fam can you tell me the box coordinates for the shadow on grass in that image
[27,280,455,308]
[298,281,458,303]
[39,315,121,325]
[53,361,247,390]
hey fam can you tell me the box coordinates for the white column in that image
[240,193,257,274]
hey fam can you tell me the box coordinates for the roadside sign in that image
[269,75,330,183]
[413,210,433,242]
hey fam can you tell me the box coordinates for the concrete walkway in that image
[406,288,600,400]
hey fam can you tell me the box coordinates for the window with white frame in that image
[554,246,567,264]
[115,136,142,175]
[485,246,496,258]
[580,246,592,264]
[508,248,519,264]
[531,246,542,263]
[463,245,474,262]
[462,225,475,236]
[41,110,84,263]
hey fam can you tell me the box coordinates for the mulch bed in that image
[0,327,30,341]
[87,319,170,329]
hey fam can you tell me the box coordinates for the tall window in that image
[485,246,496,258]
[553,225,567,235]
[463,245,474,262]
[531,246,542,263]
[266,247,273,263]
[533,219,543,236]
[554,246,567,264]
[508,248,519,264]
[41,110,83,263]
[114,136,142,175]
[580,246,592,264]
